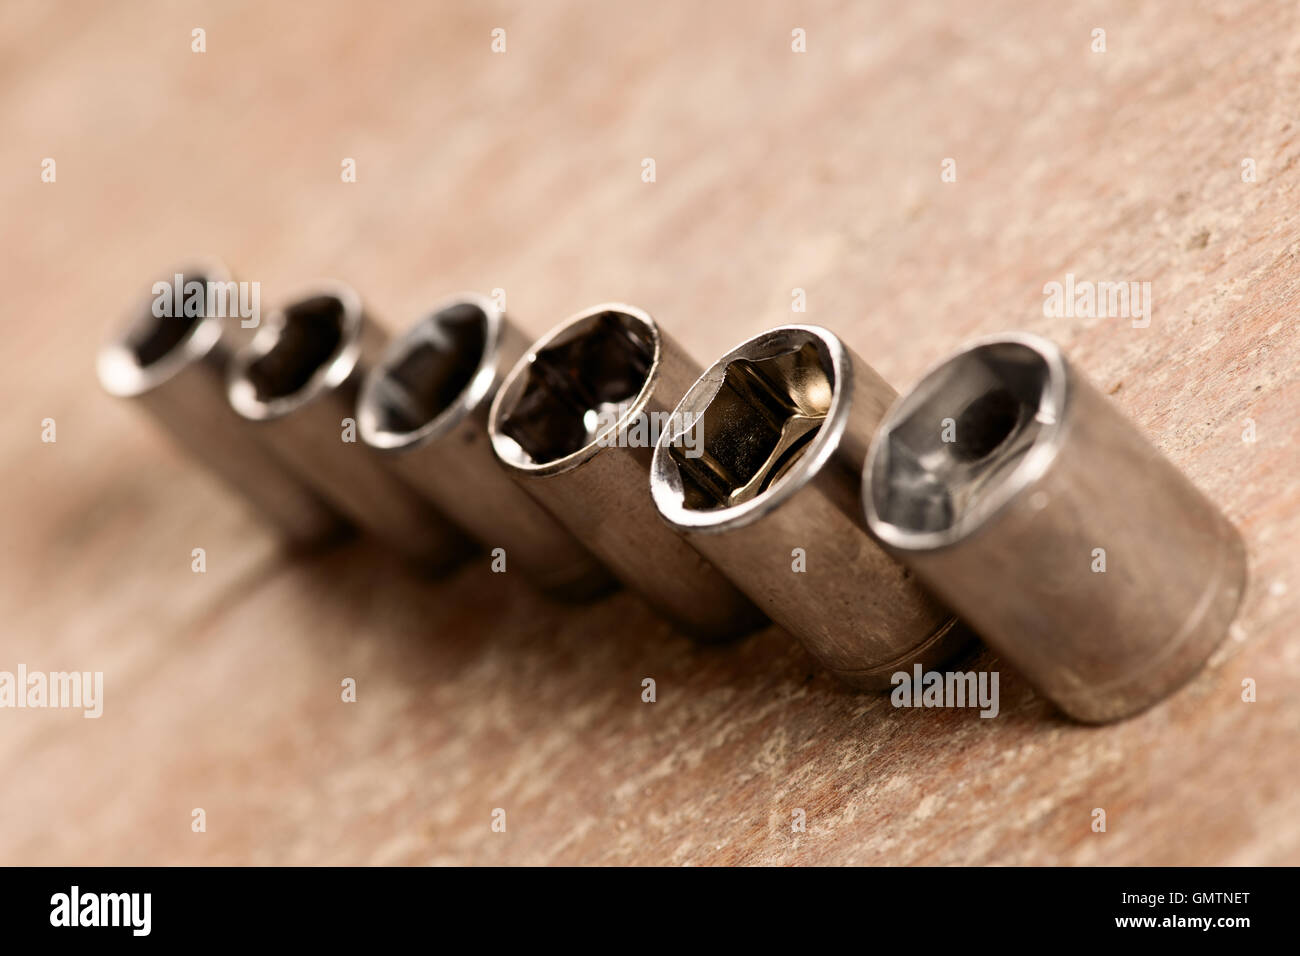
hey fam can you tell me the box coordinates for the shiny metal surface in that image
[227,282,471,571]
[97,260,343,547]
[488,304,764,640]
[356,293,613,599]
[651,325,970,687]
[863,332,1248,722]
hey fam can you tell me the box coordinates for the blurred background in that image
[0,0,1296,864]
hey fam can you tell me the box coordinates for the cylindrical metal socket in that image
[862,332,1248,723]
[227,282,472,572]
[650,325,971,687]
[487,303,765,641]
[356,293,614,599]
[96,260,343,547]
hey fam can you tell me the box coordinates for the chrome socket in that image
[487,304,765,641]
[227,282,472,572]
[651,325,971,686]
[863,332,1248,722]
[356,293,614,599]
[97,260,343,547]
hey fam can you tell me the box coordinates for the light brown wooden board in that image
[0,0,1296,865]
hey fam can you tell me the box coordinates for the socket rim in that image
[96,256,232,398]
[862,331,1070,554]
[355,291,504,453]
[487,302,663,478]
[226,280,365,422]
[649,324,853,535]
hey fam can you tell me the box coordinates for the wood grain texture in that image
[0,0,1296,865]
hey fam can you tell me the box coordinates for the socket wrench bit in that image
[96,260,343,546]
[226,281,472,572]
[487,303,765,641]
[356,293,614,599]
[650,325,971,687]
[862,332,1248,722]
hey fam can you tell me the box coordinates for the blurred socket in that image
[96,258,343,547]
[226,281,471,572]
[488,303,765,641]
[356,292,613,599]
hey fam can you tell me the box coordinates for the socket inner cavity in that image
[97,267,227,397]
[360,300,491,448]
[868,339,1061,541]
[227,286,364,421]
[246,294,347,403]
[671,341,833,511]
[492,308,657,468]
[124,272,210,367]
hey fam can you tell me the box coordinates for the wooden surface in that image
[1,0,1297,865]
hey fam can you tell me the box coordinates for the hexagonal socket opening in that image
[669,341,833,511]
[246,295,347,404]
[122,272,211,368]
[364,302,490,441]
[870,341,1054,536]
[494,309,656,466]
